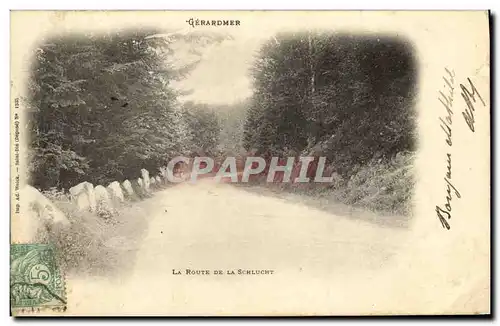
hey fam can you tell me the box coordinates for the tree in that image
[27,29,229,190]
[216,101,248,157]
[243,32,417,176]
[182,101,221,157]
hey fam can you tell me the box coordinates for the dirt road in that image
[66,179,414,315]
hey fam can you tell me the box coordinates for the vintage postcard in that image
[10,11,490,316]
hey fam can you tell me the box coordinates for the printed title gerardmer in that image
[186,18,241,28]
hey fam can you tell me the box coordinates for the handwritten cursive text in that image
[461,77,485,132]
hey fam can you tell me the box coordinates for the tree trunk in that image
[308,32,315,95]
[307,32,318,149]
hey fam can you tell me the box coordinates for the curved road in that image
[65,180,423,315]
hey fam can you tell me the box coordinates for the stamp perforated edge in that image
[10,242,68,316]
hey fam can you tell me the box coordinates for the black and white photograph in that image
[9,11,490,316]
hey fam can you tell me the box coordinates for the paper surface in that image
[10,11,490,316]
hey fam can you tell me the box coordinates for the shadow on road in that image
[231,183,411,229]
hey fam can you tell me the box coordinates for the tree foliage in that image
[181,101,221,157]
[243,32,417,176]
[27,29,226,190]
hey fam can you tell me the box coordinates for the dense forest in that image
[26,30,225,190]
[243,32,417,177]
[232,32,416,214]
[26,30,416,214]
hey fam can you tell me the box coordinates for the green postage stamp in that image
[10,244,66,312]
